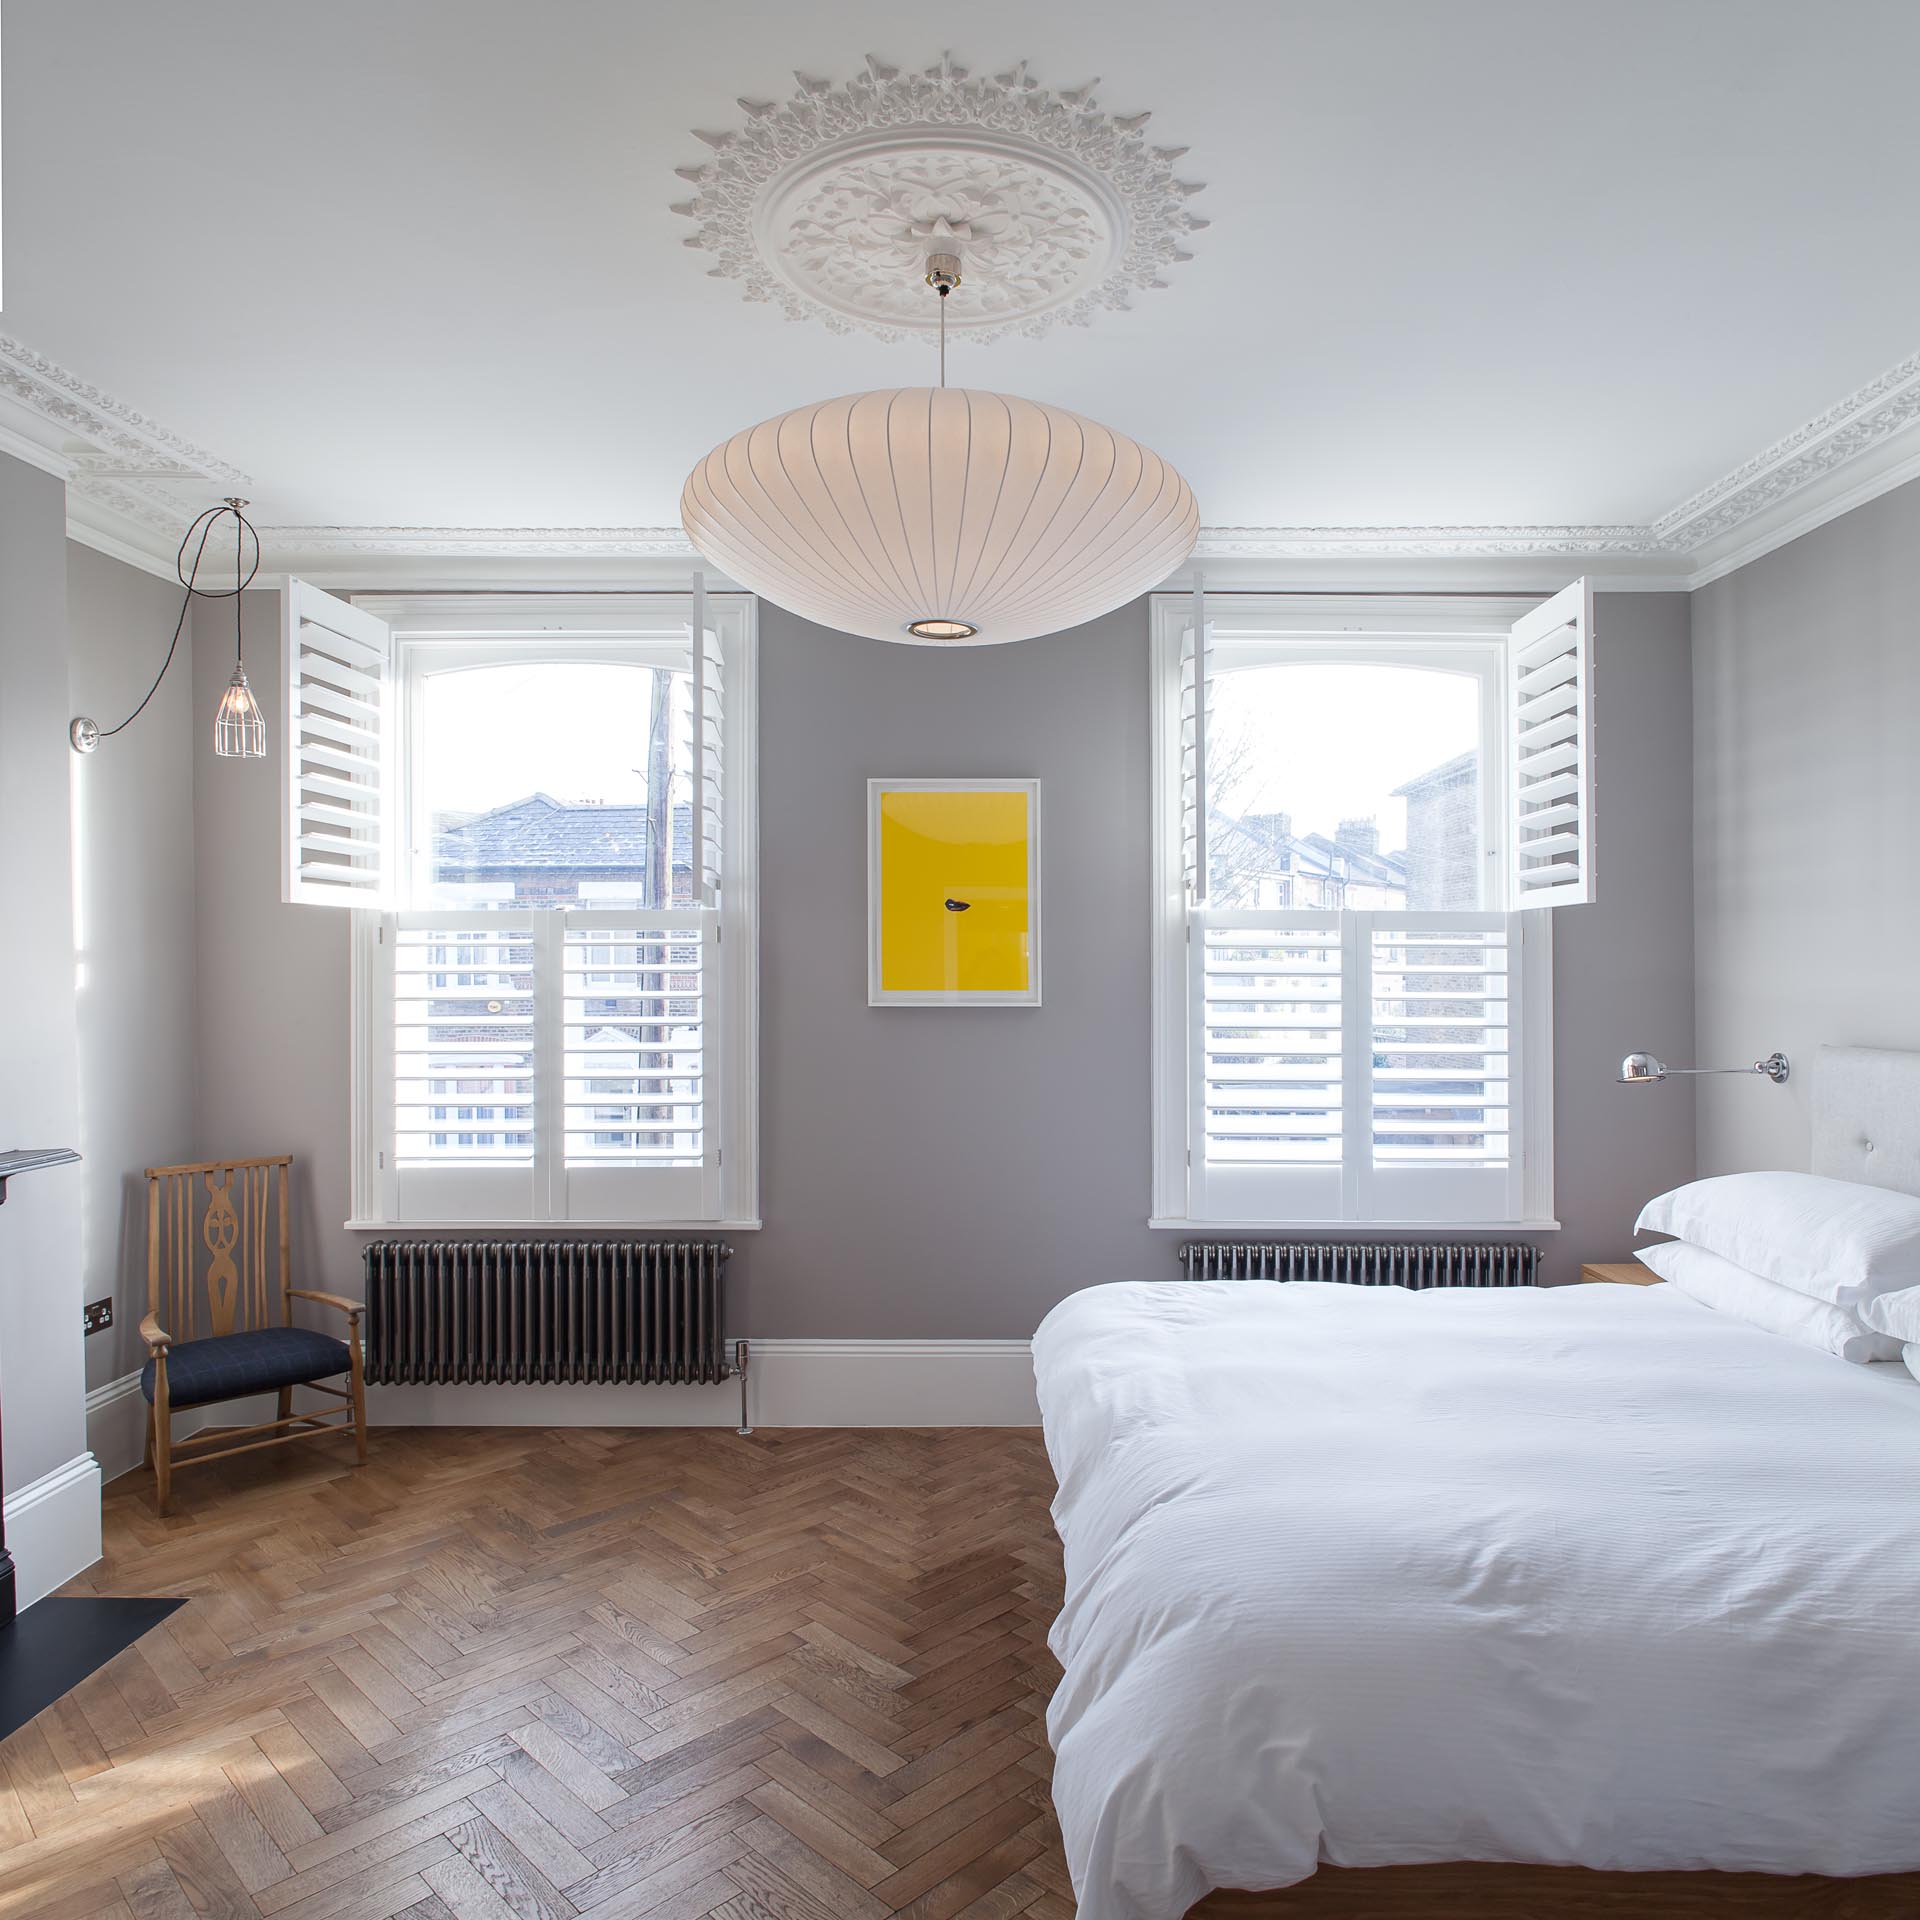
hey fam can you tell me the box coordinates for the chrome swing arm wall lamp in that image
[1618,1050,1791,1086]
[70,497,266,759]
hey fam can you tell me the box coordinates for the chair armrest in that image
[138,1311,172,1352]
[288,1289,363,1319]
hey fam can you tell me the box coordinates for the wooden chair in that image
[139,1154,366,1515]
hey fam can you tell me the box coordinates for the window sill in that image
[343,1218,763,1233]
[1148,1217,1562,1233]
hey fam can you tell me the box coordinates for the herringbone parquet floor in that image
[0,1427,1070,1920]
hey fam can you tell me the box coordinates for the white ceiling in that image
[6,0,1920,570]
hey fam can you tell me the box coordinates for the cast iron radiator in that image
[362,1240,734,1386]
[1178,1240,1540,1288]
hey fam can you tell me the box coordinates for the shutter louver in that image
[283,580,395,907]
[1506,577,1594,909]
[1369,922,1511,1168]
[1196,917,1344,1167]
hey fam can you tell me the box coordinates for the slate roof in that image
[434,794,692,875]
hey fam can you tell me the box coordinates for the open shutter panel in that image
[1506,577,1594,909]
[696,619,724,904]
[282,579,395,907]
[1178,609,1210,899]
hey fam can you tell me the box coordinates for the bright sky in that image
[422,664,691,815]
[1211,663,1480,851]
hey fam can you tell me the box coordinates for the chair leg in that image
[278,1386,293,1424]
[348,1335,369,1465]
[152,1374,173,1517]
[143,1405,155,1473]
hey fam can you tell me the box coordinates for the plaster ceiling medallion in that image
[671,54,1207,342]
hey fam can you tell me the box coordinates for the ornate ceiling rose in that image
[671,54,1207,342]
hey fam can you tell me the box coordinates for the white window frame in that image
[345,593,759,1230]
[1149,594,1557,1232]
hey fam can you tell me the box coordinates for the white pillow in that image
[1862,1287,1920,1344]
[1636,1171,1920,1311]
[1634,1240,1901,1363]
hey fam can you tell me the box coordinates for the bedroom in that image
[1,0,1917,1914]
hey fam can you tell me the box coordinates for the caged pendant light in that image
[212,501,265,757]
[681,253,1200,646]
[71,496,267,759]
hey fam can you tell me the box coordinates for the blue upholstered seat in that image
[140,1327,351,1409]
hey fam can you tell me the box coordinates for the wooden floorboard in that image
[9,1425,1920,1920]
[2,1429,1062,1920]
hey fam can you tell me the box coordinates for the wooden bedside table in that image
[1581,1262,1660,1285]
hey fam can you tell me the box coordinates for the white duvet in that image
[1033,1280,1920,1920]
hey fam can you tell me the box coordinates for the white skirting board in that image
[364,1340,1040,1428]
[86,1371,151,1485]
[4,1452,103,1608]
[89,1340,1039,1461]
[87,1370,276,1484]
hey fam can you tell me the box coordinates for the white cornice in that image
[1655,350,1920,552]
[6,332,1920,593]
[1192,525,1657,560]
[0,332,251,578]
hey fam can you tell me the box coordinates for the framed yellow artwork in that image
[868,779,1041,1007]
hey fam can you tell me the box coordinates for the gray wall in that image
[0,455,88,1492]
[192,593,351,1300]
[1692,478,1920,1175]
[195,586,1694,1328]
[68,542,200,1388]
[1552,592,1696,1264]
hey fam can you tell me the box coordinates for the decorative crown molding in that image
[262,525,701,558]
[1652,348,1920,553]
[670,54,1207,343]
[0,333,251,575]
[1192,525,1658,560]
[8,332,1920,591]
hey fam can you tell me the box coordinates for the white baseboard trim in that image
[366,1338,1038,1429]
[89,1340,1042,1455]
[87,1371,149,1484]
[89,1371,276,1486]
[4,1452,104,1608]
[749,1340,1038,1427]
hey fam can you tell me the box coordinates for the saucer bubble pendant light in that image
[681,255,1199,645]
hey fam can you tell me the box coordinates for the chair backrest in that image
[146,1155,293,1341]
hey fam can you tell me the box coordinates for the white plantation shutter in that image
[1178,584,1210,900]
[383,914,539,1222]
[1363,915,1520,1220]
[693,620,725,905]
[1506,577,1594,909]
[557,911,717,1221]
[1188,913,1345,1221]
[1367,922,1511,1166]
[1185,911,1530,1223]
[282,579,395,907]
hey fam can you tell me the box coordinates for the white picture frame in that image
[867,778,1042,1008]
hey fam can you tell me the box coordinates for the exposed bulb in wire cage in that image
[213,662,266,758]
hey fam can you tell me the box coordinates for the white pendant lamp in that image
[681,256,1199,645]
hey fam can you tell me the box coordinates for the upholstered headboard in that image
[1812,1045,1920,1199]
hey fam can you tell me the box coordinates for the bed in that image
[1034,1046,1920,1919]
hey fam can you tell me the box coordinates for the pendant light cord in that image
[93,500,260,740]
[939,282,947,389]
